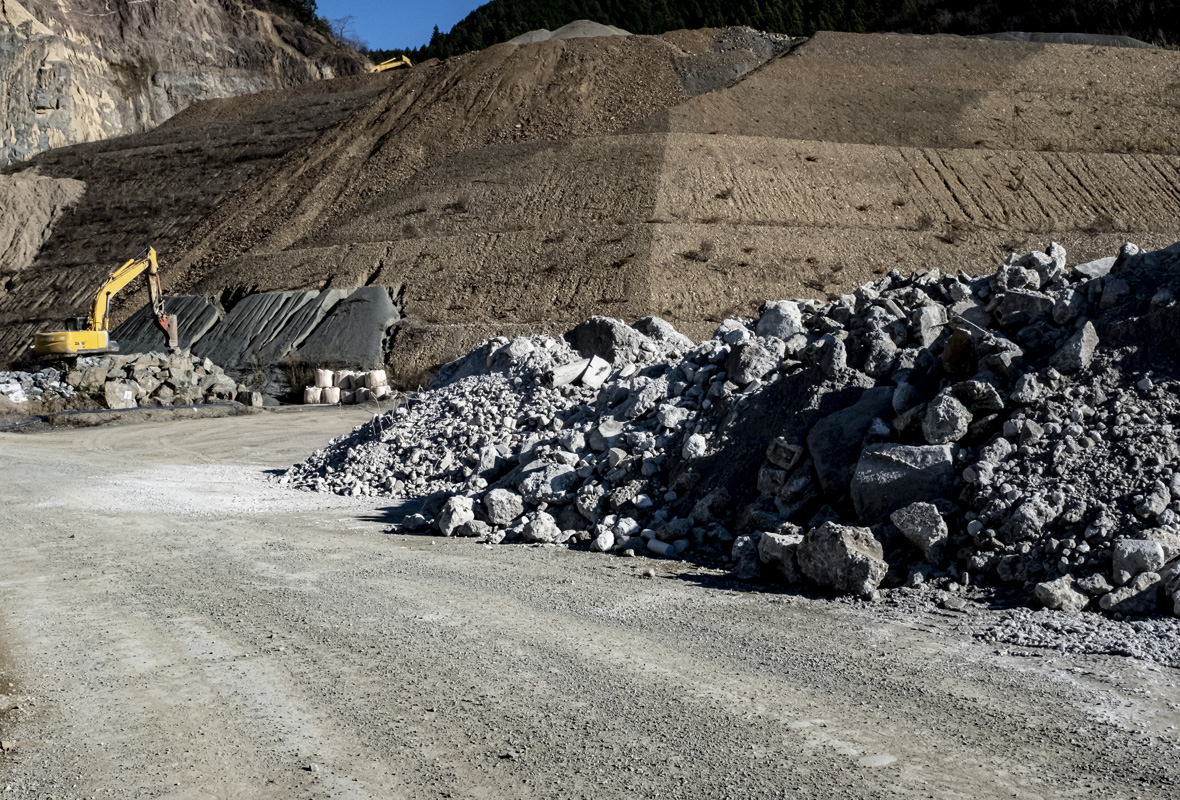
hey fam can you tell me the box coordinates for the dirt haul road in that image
[1,412,1179,798]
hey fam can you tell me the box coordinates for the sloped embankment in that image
[7,29,1180,386]
[168,30,1180,384]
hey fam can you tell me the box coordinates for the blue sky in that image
[315,0,485,50]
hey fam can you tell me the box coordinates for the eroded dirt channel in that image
[1,411,1178,798]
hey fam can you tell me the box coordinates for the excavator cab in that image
[63,317,86,332]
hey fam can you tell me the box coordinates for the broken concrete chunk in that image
[550,358,591,387]
[517,463,578,504]
[103,380,137,410]
[797,522,887,597]
[437,496,475,537]
[765,437,803,471]
[522,512,561,544]
[484,489,525,526]
[1035,575,1089,612]
[581,356,612,389]
[755,301,805,340]
[1072,256,1115,280]
[1112,539,1166,586]
[1049,321,1098,374]
[922,391,971,444]
[730,533,763,580]
[1099,571,1162,615]
[726,341,779,386]
[758,525,804,583]
[889,501,947,561]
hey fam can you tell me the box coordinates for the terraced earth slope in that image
[4,29,1180,384]
[0,73,388,364]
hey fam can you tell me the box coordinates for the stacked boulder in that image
[287,241,1180,617]
[303,369,393,405]
[61,351,259,409]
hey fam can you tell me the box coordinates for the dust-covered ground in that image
[1,411,1180,798]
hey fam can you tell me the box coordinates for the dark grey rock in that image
[484,488,525,526]
[1099,572,1162,615]
[755,301,805,340]
[1050,321,1098,374]
[797,521,887,597]
[849,444,955,526]
[1112,539,1166,586]
[806,386,894,498]
[922,391,971,444]
[889,502,947,561]
[1035,575,1089,612]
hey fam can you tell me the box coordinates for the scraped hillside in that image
[4,28,1180,385]
[0,72,388,363]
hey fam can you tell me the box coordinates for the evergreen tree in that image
[385,0,1178,62]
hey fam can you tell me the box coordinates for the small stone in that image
[922,392,971,444]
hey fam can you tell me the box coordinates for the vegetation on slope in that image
[366,0,1177,62]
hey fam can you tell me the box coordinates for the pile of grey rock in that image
[287,240,1180,617]
[61,351,262,409]
[0,367,77,405]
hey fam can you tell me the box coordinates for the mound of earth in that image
[0,171,83,278]
[508,20,631,44]
[4,29,1180,389]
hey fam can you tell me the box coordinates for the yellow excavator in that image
[32,246,178,358]
[370,54,411,73]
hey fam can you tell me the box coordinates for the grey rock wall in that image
[0,0,367,165]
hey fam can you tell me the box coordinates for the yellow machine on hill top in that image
[370,54,411,73]
[32,246,178,358]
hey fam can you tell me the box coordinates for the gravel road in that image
[1,410,1179,798]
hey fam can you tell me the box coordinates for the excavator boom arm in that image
[88,246,163,332]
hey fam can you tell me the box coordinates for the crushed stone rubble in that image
[286,240,1180,620]
[1,351,260,410]
[0,367,77,405]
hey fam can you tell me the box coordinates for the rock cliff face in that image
[0,0,367,165]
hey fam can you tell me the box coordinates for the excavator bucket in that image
[165,314,179,350]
